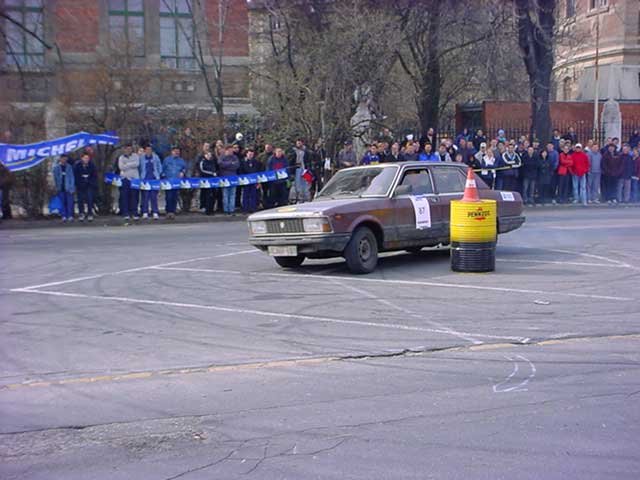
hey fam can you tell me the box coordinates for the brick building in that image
[554,0,640,101]
[0,0,253,140]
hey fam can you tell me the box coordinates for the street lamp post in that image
[593,8,600,142]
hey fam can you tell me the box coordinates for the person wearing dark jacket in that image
[218,145,240,215]
[197,150,218,215]
[628,130,640,149]
[497,144,521,192]
[419,127,436,151]
[602,144,623,204]
[240,149,262,213]
[537,149,553,205]
[0,161,15,220]
[619,144,635,203]
[520,146,539,205]
[73,153,97,221]
[562,127,578,145]
[267,147,289,208]
[472,129,487,151]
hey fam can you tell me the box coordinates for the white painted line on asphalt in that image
[324,276,483,345]
[9,288,529,343]
[12,250,257,291]
[548,224,640,230]
[493,355,536,393]
[150,266,635,302]
[496,258,622,268]
[535,247,639,272]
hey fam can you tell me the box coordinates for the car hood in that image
[248,197,376,220]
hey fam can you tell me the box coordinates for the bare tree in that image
[514,0,555,142]
[390,0,506,133]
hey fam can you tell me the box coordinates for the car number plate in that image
[268,246,298,257]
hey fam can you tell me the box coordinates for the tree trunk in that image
[515,0,555,143]
[416,2,441,133]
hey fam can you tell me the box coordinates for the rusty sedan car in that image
[248,162,525,273]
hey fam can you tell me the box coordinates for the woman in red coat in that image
[557,144,573,204]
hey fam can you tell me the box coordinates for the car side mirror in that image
[394,184,412,196]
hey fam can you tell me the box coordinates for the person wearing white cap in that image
[570,143,590,205]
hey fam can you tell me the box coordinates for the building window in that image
[269,14,282,32]
[108,0,145,57]
[160,0,196,69]
[563,78,572,101]
[589,0,607,9]
[3,0,45,67]
[566,0,576,18]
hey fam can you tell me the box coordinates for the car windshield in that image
[317,166,398,198]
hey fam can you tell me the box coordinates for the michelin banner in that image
[0,132,119,172]
[104,169,289,190]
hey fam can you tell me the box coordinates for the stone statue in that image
[601,65,622,141]
[350,85,375,162]
[602,98,621,142]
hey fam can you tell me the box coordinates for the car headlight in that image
[250,221,267,235]
[303,217,332,233]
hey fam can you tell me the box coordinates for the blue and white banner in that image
[104,169,289,190]
[0,132,119,172]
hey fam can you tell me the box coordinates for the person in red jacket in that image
[570,143,590,205]
[557,144,573,203]
[602,143,623,204]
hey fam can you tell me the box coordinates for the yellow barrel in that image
[450,200,497,243]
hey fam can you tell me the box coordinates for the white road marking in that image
[548,224,640,230]
[13,250,257,291]
[496,258,625,268]
[493,355,536,393]
[150,266,634,302]
[325,277,483,345]
[10,288,529,342]
[536,247,639,272]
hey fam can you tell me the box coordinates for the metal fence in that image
[432,120,640,146]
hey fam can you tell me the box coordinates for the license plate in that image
[268,246,298,257]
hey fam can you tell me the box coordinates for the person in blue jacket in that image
[162,146,186,219]
[53,154,76,222]
[418,143,439,162]
[139,145,162,219]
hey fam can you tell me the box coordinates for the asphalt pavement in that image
[1,207,639,479]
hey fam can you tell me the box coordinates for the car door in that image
[391,167,445,247]
[430,166,468,238]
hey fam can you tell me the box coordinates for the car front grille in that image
[265,218,305,234]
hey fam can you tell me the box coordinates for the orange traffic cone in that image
[461,167,480,202]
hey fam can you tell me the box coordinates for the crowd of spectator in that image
[337,126,640,207]
[44,125,640,223]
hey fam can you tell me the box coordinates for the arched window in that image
[563,78,572,101]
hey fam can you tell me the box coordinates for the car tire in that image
[274,256,305,269]
[344,226,378,274]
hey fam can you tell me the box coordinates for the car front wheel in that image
[344,226,378,274]
[274,255,305,269]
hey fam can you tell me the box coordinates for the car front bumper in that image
[249,233,352,255]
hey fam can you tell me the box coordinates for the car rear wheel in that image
[344,226,378,274]
[274,255,305,269]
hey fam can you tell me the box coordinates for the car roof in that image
[342,162,467,170]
